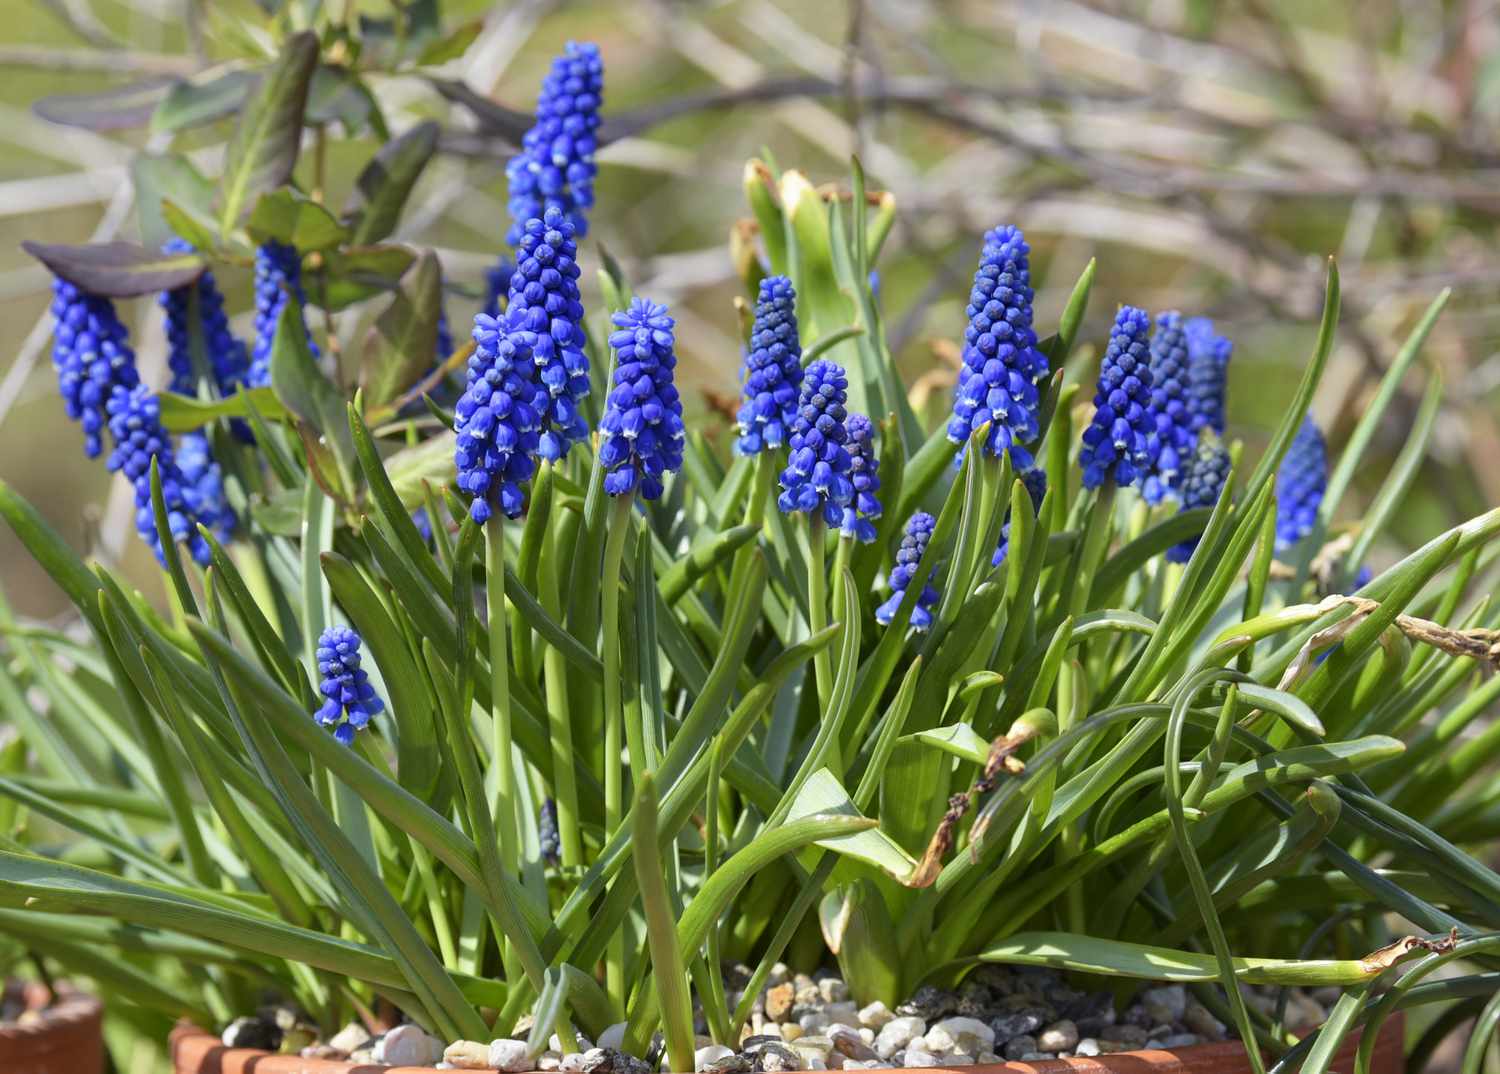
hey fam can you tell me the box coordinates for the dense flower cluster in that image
[876,512,940,631]
[1143,311,1195,504]
[1168,441,1232,563]
[435,307,453,364]
[104,385,221,566]
[840,413,882,542]
[455,311,542,523]
[159,238,248,398]
[508,208,590,460]
[482,257,515,319]
[248,241,316,389]
[175,431,235,546]
[49,279,141,458]
[736,275,804,455]
[314,626,384,746]
[994,467,1048,567]
[600,298,684,500]
[505,42,603,244]
[1185,317,1232,435]
[946,225,1048,467]
[1079,306,1155,489]
[777,360,854,526]
[1276,416,1327,551]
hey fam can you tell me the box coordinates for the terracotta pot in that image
[0,981,104,1074]
[170,1015,1404,1074]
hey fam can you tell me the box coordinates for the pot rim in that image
[0,981,102,1045]
[169,1014,1404,1074]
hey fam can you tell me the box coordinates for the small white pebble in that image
[1076,1040,1101,1057]
[858,1003,894,1031]
[696,1044,735,1071]
[488,1038,533,1073]
[597,1024,627,1051]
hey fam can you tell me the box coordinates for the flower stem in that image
[809,515,831,708]
[600,493,634,1001]
[539,491,583,868]
[485,514,518,874]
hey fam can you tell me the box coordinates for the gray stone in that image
[696,1044,736,1071]
[1158,1034,1200,1048]
[582,1047,653,1074]
[743,1036,783,1053]
[902,1048,940,1068]
[819,979,851,1005]
[756,1043,803,1072]
[1001,1036,1037,1061]
[830,1028,877,1061]
[1066,992,1116,1036]
[942,1055,975,1066]
[873,1017,925,1059]
[926,1018,994,1056]
[988,1010,1045,1045]
[222,1016,280,1052]
[562,1054,592,1072]
[1036,1020,1079,1053]
[1101,1024,1149,1046]
[376,1025,444,1067]
[895,988,957,1022]
[1183,999,1227,1041]
[1139,985,1187,1026]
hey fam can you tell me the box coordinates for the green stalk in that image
[633,773,695,1074]
[1066,482,1116,620]
[486,514,519,874]
[808,515,832,707]
[541,520,584,868]
[601,493,634,1001]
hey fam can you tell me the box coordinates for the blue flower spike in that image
[48,278,141,458]
[1143,311,1195,504]
[1275,416,1327,551]
[736,275,804,455]
[1184,317,1232,435]
[160,238,249,399]
[314,626,385,746]
[506,42,604,244]
[105,385,223,567]
[1168,441,1232,563]
[600,298,685,500]
[994,467,1048,567]
[946,225,1048,468]
[777,360,855,526]
[840,413,882,543]
[876,511,940,632]
[248,241,316,389]
[482,256,515,319]
[508,208,590,460]
[455,311,543,524]
[1079,306,1155,490]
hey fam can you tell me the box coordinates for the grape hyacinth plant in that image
[946,224,1048,468]
[7,27,1500,1074]
[313,626,385,746]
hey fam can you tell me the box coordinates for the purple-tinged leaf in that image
[22,240,204,297]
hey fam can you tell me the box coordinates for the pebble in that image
[1075,1039,1101,1057]
[598,1024,628,1051]
[444,1040,491,1069]
[988,1010,1044,1044]
[562,1054,591,1072]
[830,1027,878,1061]
[902,1048,940,1067]
[1158,1034,1200,1048]
[873,1017,924,1059]
[1037,1020,1078,1053]
[926,1017,993,1055]
[820,979,850,1005]
[858,1003,894,1030]
[487,1038,534,1072]
[708,1055,755,1074]
[581,1047,652,1074]
[1183,999,1227,1041]
[1139,985,1187,1025]
[1001,1035,1036,1061]
[767,984,797,1022]
[376,1025,445,1067]
[539,1053,563,1071]
[895,988,956,1022]
[942,1054,975,1066]
[300,1044,346,1060]
[1101,1024,1149,1046]
[222,1016,280,1051]
[758,1043,802,1072]
[780,1023,804,1042]
[697,1044,736,1071]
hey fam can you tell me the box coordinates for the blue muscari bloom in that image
[1184,317,1232,435]
[876,511,940,631]
[105,385,220,567]
[1168,441,1231,563]
[455,309,543,523]
[175,431,235,545]
[1142,311,1196,504]
[314,626,384,746]
[508,208,590,460]
[506,42,603,245]
[1079,306,1154,489]
[868,269,880,300]
[48,278,141,458]
[993,467,1048,567]
[159,238,249,398]
[435,307,453,363]
[538,798,560,864]
[1275,416,1326,551]
[736,275,804,455]
[482,256,515,320]
[777,360,854,526]
[248,241,316,389]
[840,413,881,542]
[600,298,685,500]
[946,225,1048,468]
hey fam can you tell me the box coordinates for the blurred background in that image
[2,0,1497,618]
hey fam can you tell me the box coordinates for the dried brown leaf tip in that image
[1360,927,1459,973]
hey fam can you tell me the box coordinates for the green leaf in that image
[247,188,350,251]
[785,770,919,884]
[157,387,287,432]
[151,70,258,133]
[270,294,355,495]
[33,77,171,131]
[908,723,990,766]
[0,480,103,630]
[219,31,318,233]
[316,244,418,309]
[132,153,217,252]
[417,20,483,65]
[386,428,457,509]
[820,879,902,1006]
[633,774,696,1074]
[344,121,440,245]
[360,249,443,408]
[21,240,203,297]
